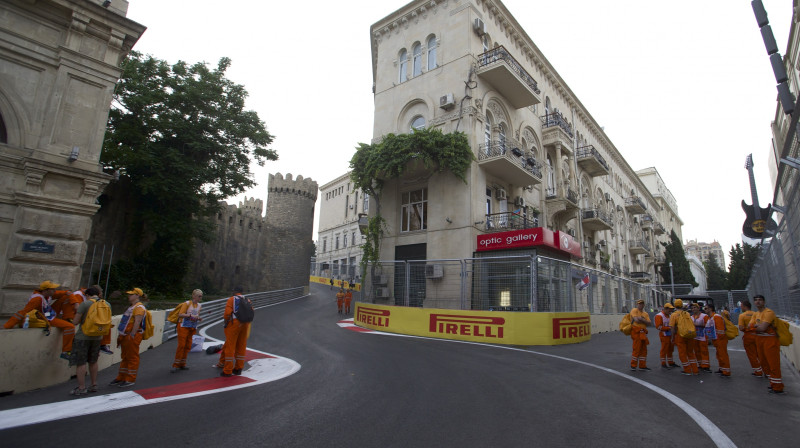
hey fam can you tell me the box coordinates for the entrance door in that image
[395,244,427,307]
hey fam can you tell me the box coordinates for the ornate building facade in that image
[315,172,368,282]
[0,0,144,314]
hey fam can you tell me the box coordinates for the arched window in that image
[399,49,408,83]
[498,123,507,154]
[427,36,437,70]
[482,35,489,53]
[412,43,422,77]
[484,115,492,155]
[546,155,555,196]
[410,116,426,131]
[545,97,551,116]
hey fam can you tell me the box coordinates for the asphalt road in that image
[1,282,798,447]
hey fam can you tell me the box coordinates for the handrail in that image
[161,287,305,340]
[478,140,543,179]
[485,211,538,231]
[540,111,574,138]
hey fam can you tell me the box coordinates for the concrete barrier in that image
[0,310,166,396]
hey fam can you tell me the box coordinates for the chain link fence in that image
[161,287,306,340]
[357,255,670,313]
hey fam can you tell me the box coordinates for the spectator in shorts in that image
[69,286,103,396]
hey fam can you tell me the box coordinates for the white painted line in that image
[342,320,737,448]
[0,298,306,431]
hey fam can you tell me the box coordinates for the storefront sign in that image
[476,227,555,252]
[554,231,582,258]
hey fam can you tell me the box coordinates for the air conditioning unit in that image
[514,196,525,207]
[634,217,639,224]
[582,242,590,249]
[599,240,606,246]
[373,274,388,285]
[604,193,611,201]
[596,244,602,251]
[348,205,354,209]
[425,264,444,279]
[567,229,576,237]
[473,18,487,36]
[495,188,507,200]
[375,287,390,298]
[440,93,455,110]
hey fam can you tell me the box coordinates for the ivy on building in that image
[349,127,473,266]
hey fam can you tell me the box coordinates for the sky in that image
[124,0,792,268]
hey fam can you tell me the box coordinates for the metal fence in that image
[358,255,670,313]
[161,287,306,340]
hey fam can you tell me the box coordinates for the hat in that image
[663,303,674,309]
[39,280,60,290]
[636,299,644,304]
[674,299,683,308]
[126,287,143,296]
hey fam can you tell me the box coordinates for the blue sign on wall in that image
[22,240,55,254]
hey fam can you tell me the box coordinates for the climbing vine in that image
[349,127,473,267]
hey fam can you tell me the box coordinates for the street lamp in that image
[669,261,676,298]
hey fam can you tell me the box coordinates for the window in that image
[363,194,369,212]
[401,188,428,232]
[486,188,492,216]
[354,192,359,213]
[399,49,408,82]
[482,35,489,53]
[546,155,555,196]
[351,232,356,246]
[484,116,492,155]
[545,97,551,116]
[322,238,327,253]
[498,123,507,154]
[427,35,437,70]
[412,43,422,77]
[0,112,6,144]
[335,235,340,250]
[411,116,425,131]
[345,195,349,218]
[343,234,347,248]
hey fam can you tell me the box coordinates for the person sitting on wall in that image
[3,280,75,360]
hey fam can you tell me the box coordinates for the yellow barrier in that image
[354,303,590,346]
[310,276,361,291]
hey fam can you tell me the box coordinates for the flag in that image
[577,273,590,291]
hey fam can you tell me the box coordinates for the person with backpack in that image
[690,303,712,373]
[3,280,75,360]
[737,300,763,377]
[629,299,651,371]
[171,289,204,373]
[221,286,253,377]
[669,299,698,376]
[67,286,106,395]
[110,288,147,388]
[748,295,784,394]
[654,303,676,369]
[704,303,731,378]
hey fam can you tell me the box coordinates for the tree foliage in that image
[349,127,473,265]
[703,253,728,290]
[727,242,760,290]
[659,230,698,287]
[101,52,277,294]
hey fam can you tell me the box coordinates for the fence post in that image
[404,261,410,307]
[531,255,538,312]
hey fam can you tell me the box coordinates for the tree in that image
[727,242,760,290]
[703,252,727,290]
[658,230,698,288]
[102,52,277,294]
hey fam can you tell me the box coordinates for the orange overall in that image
[222,296,251,375]
[336,292,344,314]
[738,310,762,376]
[629,308,650,369]
[173,301,201,369]
[749,308,783,392]
[670,310,697,374]
[654,311,674,367]
[115,302,145,383]
[708,313,730,376]
[692,313,710,370]
[344,291,353,314]
[4,291,74,353]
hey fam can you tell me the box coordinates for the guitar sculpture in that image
[741,154,775,238]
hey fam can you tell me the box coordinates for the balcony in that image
[540,112,574,155]
[545,184,580,211]
[629,239,651,255]
[581,208,613,232]
[600,259,610,270]
[625,196,647,214]
[575,145,610,177]
[630,271,651,283]
[653,221,666,235]
[623,266,630,276]
[585,252,597,266]
[484,211,538,233]
[476,46,541,109]
[478,140,543,186]
[640,214,653,229]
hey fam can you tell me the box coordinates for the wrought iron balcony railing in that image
[625,196,647,212]
[575,145,610,172]
[540,111,574,138]
[477,45,541,94]
[485,211,538,232]
[630,239,652,252]
[582,208,613,226]
[478,140,543,179]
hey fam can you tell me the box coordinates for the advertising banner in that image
[476,227,556,252]
[554,231,582,258]
[354,303,590,346]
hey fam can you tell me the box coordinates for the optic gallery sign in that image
[477,227,581,258]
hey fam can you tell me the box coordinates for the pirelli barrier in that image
[354,303,590,346]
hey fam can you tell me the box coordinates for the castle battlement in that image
[238,196,264,216]
[268,173,319,201]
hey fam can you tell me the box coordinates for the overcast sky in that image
[125,0,791,267]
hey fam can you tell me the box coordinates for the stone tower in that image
[263,173,318,291]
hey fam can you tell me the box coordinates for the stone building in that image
[316,172,369,281]
[0,0,144,314]
[684,239,726,270]
[361,0,681,281]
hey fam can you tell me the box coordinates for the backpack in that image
[774,318,793,346]
[722,315,739,340]
[676,310,696,339]
[137,306,155,340]
[82,298,112,337]
[234,295,254,323]
[25,309,50,329]
[619,314,632,336]
[167,301,188,324]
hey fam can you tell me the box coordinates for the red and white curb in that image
[0,303,304,430]
[337,318,409,338]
